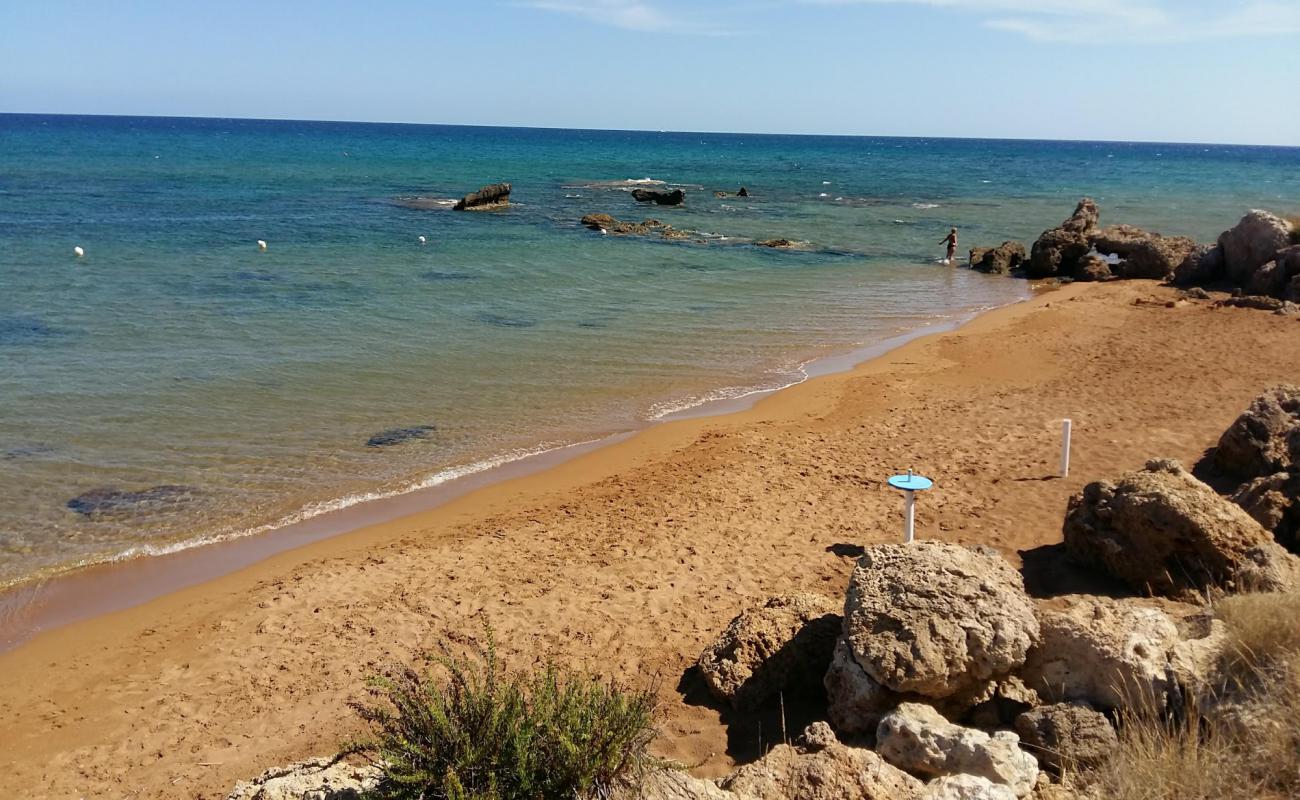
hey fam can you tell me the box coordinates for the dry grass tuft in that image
[1075,591,1300,800]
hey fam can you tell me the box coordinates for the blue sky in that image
[2,1,1297,145]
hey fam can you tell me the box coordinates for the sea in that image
[2,113,1298,591]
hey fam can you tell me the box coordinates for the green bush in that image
[349,634,659,800]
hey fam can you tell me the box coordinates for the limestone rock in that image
[969,242,1027,275]
[1091,224,1198,280]
[876,703,1039,797]
[226,758,382,800]
[453,182,511,211]
[1063,459,1299,597]
[1218,210,1292,285]
[615,769,736,800]
[1213,386,1300,481]
[720,738,925,800]
[1014,703,1117,773]
[825,637,900,736]
[1020,596,1181,711]
[800,720,839,751]
[925,774,1018,800]
[1073,255,1113,282]
[1173,243,1227,286]
[1026,199,1099,279]
[697,593,841,710]
[1232,472,1300,551]
[1244,260,1287,297]
[843,543,1039,699]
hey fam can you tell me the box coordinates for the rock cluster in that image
[1208,386,1300,553]
[1026,199,1098,279]
[581,213,693,240]
[968,242,1026,275]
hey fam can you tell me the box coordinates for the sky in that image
[2,1,1298,145]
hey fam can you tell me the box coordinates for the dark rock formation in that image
[630,188,685,206]
[365,425,436,448]
[1218,210,1292,285]
[1173,244,1226,286]
[1244,260,1287,297]
[453,183,511,211]
[756,238,802,249]
[1212,386,1300,481]
[1027,199,1099,279]
[1074,255,1114,282]
[1091,224,1198,280]
[67,485,194,517]
[580,213,696,242]
[968,241,1027,275]
[736,187,749,197]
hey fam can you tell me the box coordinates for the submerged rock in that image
[631,188,685,206]
[453,182,511,211]
[365,425,437,448]
[755,238,804,249]
[66,485,194,517]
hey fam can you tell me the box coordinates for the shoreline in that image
[0,296,1025,652]
[6,279,1300,798]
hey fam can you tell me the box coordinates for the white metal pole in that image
[904,490,916,543]
[1061,419,1073,478]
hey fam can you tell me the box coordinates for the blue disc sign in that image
[888,474,933,492]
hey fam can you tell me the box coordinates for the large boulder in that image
[1073,254,1113,282]
[226,758,382,800]
[452,182,511,211]
[697,593,841,710]
[1173,244,1226,286]
[969,242,1027,275]
[1218,210,1292,285]
[1026,199,1099,279]
[719,729,925,800]
[1063,459,1300,597]
[1232,472,1300,551]
[1018,595,1223,712]
[631,188,686,206]
[875,703,1039,798]
[1213,386,1300,481]
[1244,260,1287,297]
[1014,703,1117,774]
[1091,224,1198,280]
[843,543,1039,699]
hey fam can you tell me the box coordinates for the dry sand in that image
[2,280,1299,798]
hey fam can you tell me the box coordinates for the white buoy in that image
[1061,419,1073,478]
[73,246,85,258]
[256,239,268,251]
[418,235,427,244]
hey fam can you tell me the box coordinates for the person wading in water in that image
[940,227,958,265]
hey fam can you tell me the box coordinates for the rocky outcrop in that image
[697,593,841,710]
[453,182,511,211]
[968,242,1027,275]
[226,758,382,800]
[755,239,805,249]
[614,769,736,800]
[1232,472,1300,551]
[1013,703,1117,773]
[1073,254,1113,282]
[1218,210,1292,285]
[1244,260,1287,297]
[1063,459,1300,597]
[631,188,686,206]
[1091,224,1198,280]
[737,187,750,198]
[1173,244,1226,286]
[720,727,926,800]
[1026,199,1098,279]
[875,703,1038,798]
[842,543,1039,699]
[580,214,692,241]
[1212,386,1300,481]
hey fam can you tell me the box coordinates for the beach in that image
[3,279,1300,798]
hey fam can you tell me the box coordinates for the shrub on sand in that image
[348,634,660,800]
[1076,592,1300,800]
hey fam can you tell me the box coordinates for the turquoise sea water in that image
[2,114,1298,589]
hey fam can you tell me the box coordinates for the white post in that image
[1061,419,1073,478]
[903,491,916,543]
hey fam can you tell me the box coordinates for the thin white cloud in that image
[521,0,740,35]
[805,0,1300,43]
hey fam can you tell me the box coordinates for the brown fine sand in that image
[2,280,1300,798]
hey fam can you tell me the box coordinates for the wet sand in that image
[3,280,1299,798]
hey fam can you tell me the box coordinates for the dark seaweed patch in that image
[66,485,195,517]
[477,312,537,329]
[366,425,437,448]
[1,443,56,461]
[0,315,64,346]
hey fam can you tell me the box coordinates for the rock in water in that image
[66,485,194,517]
[1063,459,1300,597]
[736,187,749,197]
[842,542,1039,699]
[226,757,382,800]
[968,241,1027,275]
[696,593,841,710]
[1212,386,1300,481]
[1091,224,1199,280]
[1218,210,1292,285]
[453,182,511,211]
[1014,703,1117,773]
[630,188,686,206]
[365,425,436,448]
[875,703,1039,797]
[1026,199,1099,279]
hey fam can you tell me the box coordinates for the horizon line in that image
[2,110,1296,150]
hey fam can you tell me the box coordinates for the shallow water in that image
[1,114,1298,587]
